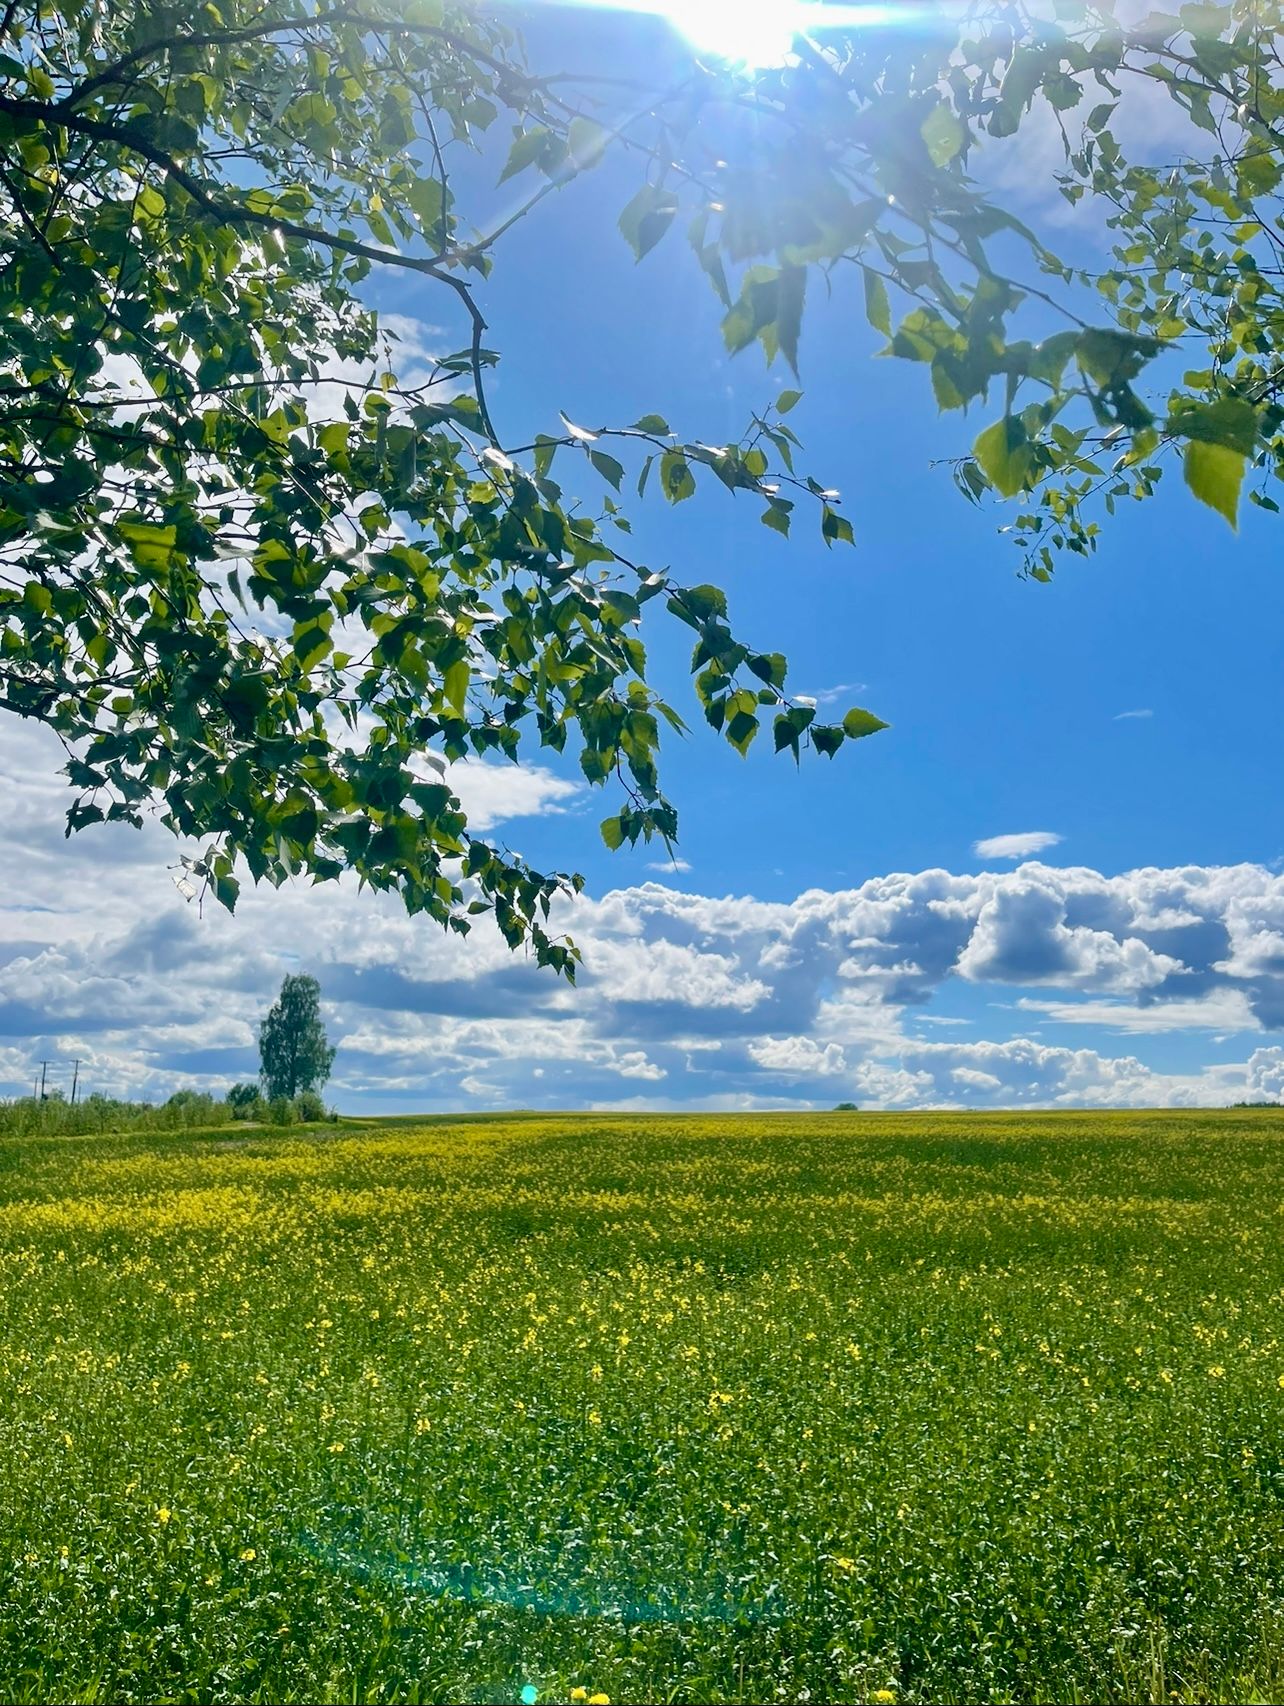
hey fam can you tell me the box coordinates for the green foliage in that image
[265,1094,298,1128]
[0,1090,233,1136]
[0,3,871,977]
[164,1089,211,1113]
[1,1110,1284,1701]
[612,5,1284,573]
[227,1082,263,1121]
[259,975,335,1103]
[1184,440,1247,530]
[294,1089,327,1123]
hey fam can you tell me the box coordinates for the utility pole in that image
[38,1060,49,1101]
[70,1059,80,1105]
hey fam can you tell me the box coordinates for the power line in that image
[27,1056,86,1105]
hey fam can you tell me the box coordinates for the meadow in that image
[2,1110,1284,1705]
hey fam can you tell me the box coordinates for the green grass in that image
[2,1110,1284,1704]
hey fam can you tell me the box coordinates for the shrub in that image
[161,1090,224,1128]
[294,1090,326,1123]
[227,1083,263,1121]
[266,1096,297,1127]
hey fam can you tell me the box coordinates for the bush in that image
[294,1090,326,1123]
[227,1082,263,1121]
[162,1089,226,1127]
[266,1096,297,1127]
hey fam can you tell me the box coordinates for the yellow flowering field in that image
[3,1110,1284,1704]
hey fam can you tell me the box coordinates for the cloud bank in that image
[3,719,1284,1113]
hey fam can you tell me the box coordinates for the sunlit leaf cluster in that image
[618,2,1284,565]
[0,1,872,964]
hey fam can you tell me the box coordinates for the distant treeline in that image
[0,1090,233,1137]
[0,1086,333,1138]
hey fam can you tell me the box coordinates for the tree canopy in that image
[259,972,335,1099]
[2,0,1279,972]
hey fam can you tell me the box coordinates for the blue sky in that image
[3,2,1284,1111]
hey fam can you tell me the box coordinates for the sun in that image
[668,0,803,67]
[566,0,908,72]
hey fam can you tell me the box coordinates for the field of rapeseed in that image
[2,1111,1284,1705]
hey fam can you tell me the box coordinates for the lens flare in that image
[297,1529,785,1624]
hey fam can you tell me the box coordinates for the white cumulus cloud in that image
[973,832,1064,861]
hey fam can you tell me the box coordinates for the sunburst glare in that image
[674,0,811,66]
[545,0,915,69]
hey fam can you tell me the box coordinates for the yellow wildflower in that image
[570,1692,588,1704]
[240,1548,256,1562]
[155,1506,171,1525]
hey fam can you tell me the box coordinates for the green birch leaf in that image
[567,116,609,172]
[1183,440,1245,529]
[443,656,469,713]
[499,126,551,183]
[775,265,806,374]
[589,450,625,490]
[619,184,679,260]
[115,520,178,569]
[843,706,890,739]
[973,418,1031,498]
[820,506,854,546]
[920,102,966,166]
[213,871,240,911]
[863,269,891,336]
[293,623,332,670]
